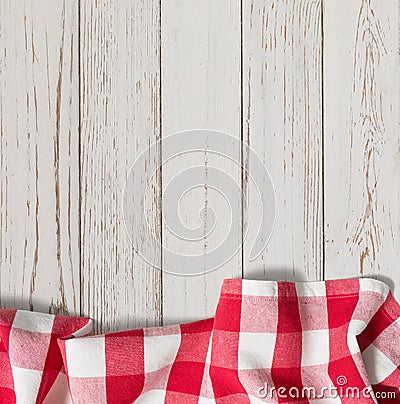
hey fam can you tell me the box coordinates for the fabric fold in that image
[212,278,399,403]
[58,318,214,403]
[0,309,92,404]
[0,277,399,403]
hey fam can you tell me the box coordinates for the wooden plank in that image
[324,0,400,297]
[80,0,162,332]
[0,1,79,314]
[161,0,242,324]
[242,0,323,281]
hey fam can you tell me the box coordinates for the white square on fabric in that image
[242,280,278,297]
[12,367,42,404]
[295,281,327,297]
[198,397,218,404]
[359,278,389,300]
[347,320,366,355]
[144,333,181,373]
[301,329,330,366]
[12,310,54,333]
[362,343,397,384]
[238,332,276,370]
[205,332,212,365]
[65,337,106,377]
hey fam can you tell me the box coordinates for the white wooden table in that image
[0,0,399,333]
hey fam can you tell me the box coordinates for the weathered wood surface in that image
[80,0,162,333]
[242,0,323,282]
[0,0,399,331]
[161,0,242,325]
[324,0,400,299]
[0,0,79,314]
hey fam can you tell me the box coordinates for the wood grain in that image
[0,0,79,314]
[161,0,242,324]
[242,0,323,281]
[80,0,162,332]
[324,0,400,298]
[1,0,399,331]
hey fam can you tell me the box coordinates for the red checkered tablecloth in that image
[1,278,399,403]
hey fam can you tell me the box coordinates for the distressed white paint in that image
[324,0,400,300]
[80,0,161,332]
[161,0,242,324]
[0,0,399,332]
[242,0,323,281]
[0,0,79,314]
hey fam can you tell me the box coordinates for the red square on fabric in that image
[327,325,350,362]
[325,279,359,296]
[41,334,64,371]
[272,332,302,368]
[175,331,210,362]
[105,374,144,404]
[328,355,366,392]
[167,361,205,396]
[0,309,17,350]
[276,283,301,334]
[180,318,213,335]
[214,297,241,332]
[105,330,144,376]
[0,388,15,404]
[326,296,359,329]
[209,366,247,399]
[0,351,13,388]
[0,309,17,328]
[51,316,90,337]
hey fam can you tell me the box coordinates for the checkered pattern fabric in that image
[59,318,214,403]
[57,278,399,404]
[0,278,399,403]
[0,309,92,404]
[211,278,400,403]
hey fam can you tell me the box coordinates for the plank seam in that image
[321,0,326,282]
[159,0,164,326]
[240,0,244,281]
[78,0,82,317]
